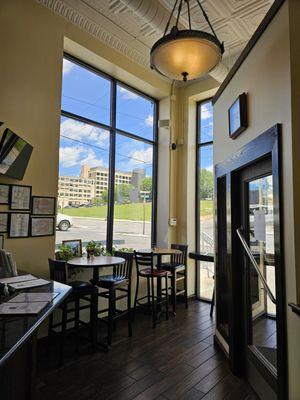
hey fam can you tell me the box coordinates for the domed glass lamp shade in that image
[150,1,224,82]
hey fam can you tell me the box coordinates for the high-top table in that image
[67,256,125,350]
[67,256,125,282]
[0,279,71,399]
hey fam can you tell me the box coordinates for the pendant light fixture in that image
[150,0,224,82]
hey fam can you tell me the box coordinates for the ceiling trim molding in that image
[37,0,151,68]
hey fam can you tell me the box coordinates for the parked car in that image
[56,214,73,231]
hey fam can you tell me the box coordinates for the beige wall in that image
[213,2,300,398]
[0,0,171,277]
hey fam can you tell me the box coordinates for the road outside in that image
[56,216,151,250]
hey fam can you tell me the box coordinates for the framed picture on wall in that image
[30,216,55,237]
[62,239,82,257]
[8,213,30,238]
[0,184,10,205]
[0,213,8,233]
[228,92,248,139]
[9,185,32,211]
[32,196,56,215]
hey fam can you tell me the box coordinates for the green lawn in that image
[60,200,213,221]
[60,203,152,221]
[200,199,213,217]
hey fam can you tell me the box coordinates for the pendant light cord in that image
[186,0,192,30]
[163,0,223,51]
[164,0,180,36]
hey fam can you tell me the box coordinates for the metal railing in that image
[236,227,276,305]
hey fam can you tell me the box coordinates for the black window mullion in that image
[151,101,158,246]
[106,80,117,252]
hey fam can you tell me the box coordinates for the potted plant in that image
[86,241,106,258]
[55,244,74,262]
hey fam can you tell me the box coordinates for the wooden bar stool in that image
[160,244,188,315]
[48,259,98,365]
[91,251,133,347]
[133,251,169,328]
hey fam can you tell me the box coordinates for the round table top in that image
[141,247,182,256]
[67,255,125,268]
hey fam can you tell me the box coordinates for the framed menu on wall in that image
[31,217,55,237]
[10,185,32,211]
[32,196,56,215]
[8,213,30,238]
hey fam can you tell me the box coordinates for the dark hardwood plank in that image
[36,301,257,400]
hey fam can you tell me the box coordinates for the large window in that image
[56,56,157,252]
[196,100,214,301]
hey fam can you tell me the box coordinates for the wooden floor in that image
[36,300,258,400]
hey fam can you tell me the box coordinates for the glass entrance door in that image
[237,159,279,399]
[246,175,277,372]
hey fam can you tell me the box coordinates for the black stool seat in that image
[134,251,169,328]
[163,244,188,314]
[69,280,97,292]
[93,252,133,347]
[160,263,185,271]
[139,268,169,277]
[48,259,98,365]
[92,275,129,289]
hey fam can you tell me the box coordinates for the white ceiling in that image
[38,0,274,80]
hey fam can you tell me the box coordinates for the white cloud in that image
[119,87,138,100]
[60,145,84,168]
[206,164,213,172]
[129,147,153,166]
[79,148,104,168]
[201,104,213,120]
[60,145,104,169]
[60,118,109,145]
[145,115,153,127]
[62,59,74,76]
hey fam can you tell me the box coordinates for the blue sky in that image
[60,59,154,178]
[199,101,213,172]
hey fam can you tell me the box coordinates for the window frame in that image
[60,53,158,252]
[195,99,214,302]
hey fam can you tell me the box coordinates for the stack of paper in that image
[0,274,50,289]
[0,292,58,315]
[0,302,49,315]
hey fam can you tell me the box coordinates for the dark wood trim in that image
[189,252,214,262]
[214,124,287,399]
[212,0,286,105]
[288,303,300,315]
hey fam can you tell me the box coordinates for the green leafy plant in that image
[55,244,74,262]
[86,241,106,256]
[110,246,134,255]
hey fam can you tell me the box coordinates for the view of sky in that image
[199,101,213,172]
[60,59,154,177]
